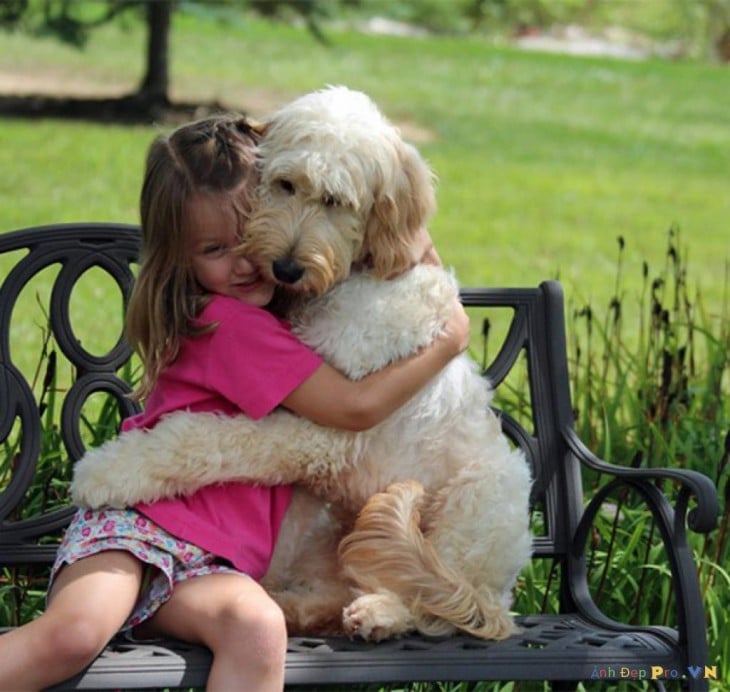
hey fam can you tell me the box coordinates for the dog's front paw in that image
[70,432,163,509]
[71,456,130,509]
[342,593,414,642]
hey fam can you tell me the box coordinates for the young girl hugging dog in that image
[0,115,469,691]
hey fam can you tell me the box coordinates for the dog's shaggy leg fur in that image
[338,481,515,640]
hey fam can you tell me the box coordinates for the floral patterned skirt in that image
[50,507,242,632]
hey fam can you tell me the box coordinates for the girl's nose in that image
[234,253,256,272]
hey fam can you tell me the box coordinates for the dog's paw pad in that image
[343,608,389,642]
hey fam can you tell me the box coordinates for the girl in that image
[0,115,469,692]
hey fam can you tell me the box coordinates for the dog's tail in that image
[338,480,515,640]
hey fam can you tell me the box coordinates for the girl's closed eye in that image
[202,243,229,257]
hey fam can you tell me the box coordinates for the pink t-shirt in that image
[122,295,323,580]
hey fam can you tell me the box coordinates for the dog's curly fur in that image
[71,86,533,642]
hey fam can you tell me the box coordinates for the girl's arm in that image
[281,295,470,431]
[70,305,468,509]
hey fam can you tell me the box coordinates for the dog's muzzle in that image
[272,257,305,284]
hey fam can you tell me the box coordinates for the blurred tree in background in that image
[0,0,357,117]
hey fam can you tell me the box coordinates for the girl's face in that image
[187,191,275,307]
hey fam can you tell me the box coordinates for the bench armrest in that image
[561,425,718,668]
[563,426,719,534]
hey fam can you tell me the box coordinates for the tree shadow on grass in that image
[0,93,237,125]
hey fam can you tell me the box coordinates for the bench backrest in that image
[0,223,583,567]
[1,224,141,564]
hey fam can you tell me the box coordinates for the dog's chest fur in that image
[290,265,458,378]
[288,265,497,506]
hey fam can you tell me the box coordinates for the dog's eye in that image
[322,193,339,207]
[278,179,295,195]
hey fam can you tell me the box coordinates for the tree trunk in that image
[137,0,172,106]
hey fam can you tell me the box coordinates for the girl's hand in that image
[410,226,442,267]
[440,297,471,356]
[384,227,442,279]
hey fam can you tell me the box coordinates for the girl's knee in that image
[252,607,287,674]
[218,595,287,663]
[240,596,286,642]
[44,614,111,670]
[256,599,287,653]
[206,598,287,690]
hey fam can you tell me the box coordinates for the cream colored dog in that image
[72,86,533,642]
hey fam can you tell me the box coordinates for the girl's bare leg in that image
[139,572,287,692]
[0,550,143,691]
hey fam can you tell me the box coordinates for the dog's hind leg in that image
[424,453,533,624]
[262,489,354,635]
[338,480,515,640]
[271,581,353,636]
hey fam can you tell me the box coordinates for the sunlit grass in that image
[1,11,728,314]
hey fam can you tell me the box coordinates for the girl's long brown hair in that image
[127,115,261,400]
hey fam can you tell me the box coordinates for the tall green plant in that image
[567,227,729,671]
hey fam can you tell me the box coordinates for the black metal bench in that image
[0,223,719,690]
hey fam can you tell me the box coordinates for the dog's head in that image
[241,86,436,297]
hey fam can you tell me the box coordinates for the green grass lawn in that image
[1,11,728,321]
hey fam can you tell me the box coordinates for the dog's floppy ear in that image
[364,141,437,279]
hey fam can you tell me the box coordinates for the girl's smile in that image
[188,191,275,307]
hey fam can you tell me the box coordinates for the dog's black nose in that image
[272,258,305,284]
